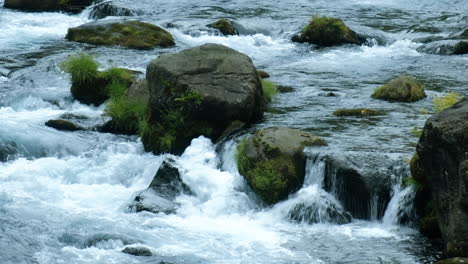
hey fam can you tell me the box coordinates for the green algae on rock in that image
[371,75,426,102]
[208,18,238,36]
[292,16,365,47]
[66,20,175,50]
[333,108,385,117]
[236,127,327,204]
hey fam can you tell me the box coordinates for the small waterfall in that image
[382,185,416,226]
[269,153,352,225]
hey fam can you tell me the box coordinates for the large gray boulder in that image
[4,0,93,13]
[237,127,327,204]
[143,44,265,154]
[415,99,468,257]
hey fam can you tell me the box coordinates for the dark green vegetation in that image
[3,0,93,13]
[292,16,365,46]
[436,258,468,264]
[372,75,426,102]
[61,54,135,106]
[333,108,385,117]
[208,19,237,36]
[236,127,327,204]
[66,20,175,49]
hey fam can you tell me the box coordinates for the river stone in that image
[416,99,468,257]
[3,0,93,13]
[125,79,149,103]
[130,160,191,214]
[454,41,468,55]
[122,246,152,256]
[257,70,270,79]
[88,2,142,19]
[144,43,265,154]
[45,119,83,131]
[66,20,175,50]
[208,19,238,36]
[292,16,365,47]
[237,127,327,204]
[371,75,426,102]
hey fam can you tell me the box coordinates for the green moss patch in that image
[262,79,278,103]
[66,20,175,49]
[371,75,426,102]
[333,108,385,117]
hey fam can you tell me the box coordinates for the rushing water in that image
[1,0,467,263]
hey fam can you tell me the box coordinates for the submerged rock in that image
[144,43,265,154]
[66,20,175,49]
[237,127,327,204]
[436,258,468,264]
[45,119,83,131]
[0,141,18,162]
[333,108,385,117]
[416,99,468,257]
[3,0,93,13]
[292,16,365,47]
[371,75,426,102]
[454,41,468,55]
[88,2,143,19]
[122,246,152,256]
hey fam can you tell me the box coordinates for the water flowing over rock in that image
[130,160,192,214]
[144,43,265,154]
[237,127,327,204]
[416,99,468,257]
[3,0,93,13]
[45,119,83,131]
[66,20,175,49]
[88,1,143,19]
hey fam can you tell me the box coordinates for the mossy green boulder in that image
[333,108,384,117]
[66,20,175,50]
[454,41,468,55]
[144,44,265,154]
[4,0,92,13]
[208,19,238,36]
[61,54,136,106]
[371,75,426,102]
[292,16,365,47]
[237,127,327,204]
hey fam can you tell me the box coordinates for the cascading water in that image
[2,0,464,262]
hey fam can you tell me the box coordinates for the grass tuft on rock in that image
[60,53,99,85]
[262,80,278,103]
[333,108,385,117]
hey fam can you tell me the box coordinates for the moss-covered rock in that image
[208,18,238,36]
[371,75,426,102]
[61,54,136,106]
[292,16,365,47]
[45,119,82,131]
[435,258,468,264]
[333,108,385,117]
[454,41,468,55]
[4,0,93,13]
[66,20,175,50]
[144,44,265,154]
[237,127,327,204]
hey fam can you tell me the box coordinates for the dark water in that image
[1,0,466,263]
